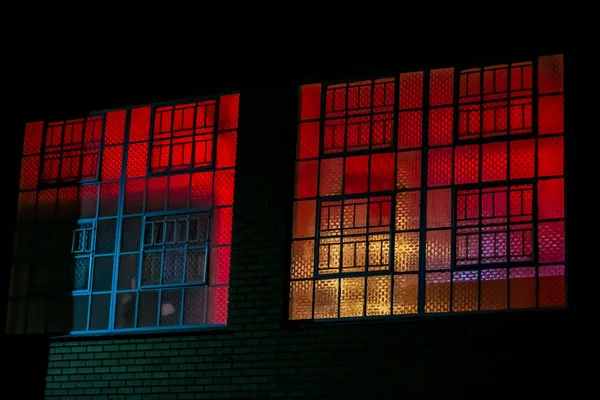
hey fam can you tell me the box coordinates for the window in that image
[290,54,565,320]
[8,93,239,334]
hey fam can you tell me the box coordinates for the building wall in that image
[37,87,571,399]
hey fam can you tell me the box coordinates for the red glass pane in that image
[124,179,144,215]
[454,144,479,184]
[480,269,507,311]
[218,94,239,131]
[209,246,231,284]
[191,171,213,209]
[509,139,535,179]
[538,54,564,94]
[538,95,564,135]
[216,130,237,168]
[396,150,421,190]
[211,207,233,245]
[538,178,564,220]
[101,146,123,181]
[538,136,564,177]
[370,153,395,192]
[319,158,343,196]
[427,147,452,187]
[126,142,148,178]
[429,107,453,146]
[344,155,369,194]
[538,221,565,264]
[19,156,39,190]
[427,189,452,228]
[295,161,318,199]
[509,267,535,309]
[399,72,423,110]
[538,265,565,307]
[299,84,321,121]
[146,176,167,212]
[398,111,422,149]
[168,173,191,209]
[297,122,320,160]
[23,121,44,155]
[129,106,151,142]
[293,200,316,239]
[482,142,507,182]
[207,286,228,324]
[429,68,454,106]
[214,169,235,207]
[104,110,126,145]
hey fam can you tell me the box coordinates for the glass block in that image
[425,272,450,313]
[129,106,151,142]
[299,84,321,121]
[115,292,137,329]
[126,142,148,178]
[182,286,207,325]
[211,207,233,245]
[160,289,182,326]
[314,279,339,319]
[399,71,423,110]
[538,95,564,135]
[344,155,369,194]
[538,136,564,177]
[366,275,391,316]
[428,147,452,187]
[538,265,565,307]
[538,179,564,220]
[92,256,114,291]
[398,111,422,149]
[538,221,565,263]
[104,110,126,145]
[319,158,343,196]
[454,144,479,185]
[370,152,395,192]
[480,269,507,311]
[218,94,239,130]
[482,142,507,182]
[297,122,320,160]
[509,139,535,179]
[191,171,213,209]
[396,150,421,190]
[429,107,453,146]
[295,160,318,199]
[395,191,420,231]
[89,294,111,331]
[509,267,536,309]
[394,232,419,272]
[452,270,478,312]
[392,274,418,314]
[19,156,39,190]
[23,121,44,155]
[293,200,316,239]
[427,189,451,229]
[426,230,451,270]
[209,246,231,284]
[213,169,234,207]
[290,280,313,320]
[538,54,564,94]
[216,130,237,168]
[429,68,454,106]
[291,240,315,279]
[340,277,365,318]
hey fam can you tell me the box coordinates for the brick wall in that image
[36,87,573,399]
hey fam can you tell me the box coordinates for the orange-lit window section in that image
[8,93,239,334]
[290,54,565,320]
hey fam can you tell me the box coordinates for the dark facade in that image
[3,43,576,399]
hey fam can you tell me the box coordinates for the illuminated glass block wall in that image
[8,94,239,334]
[290,55,565,320]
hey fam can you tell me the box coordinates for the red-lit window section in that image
[150,101,216,173]
[8,93,239,334]
[41,117,103,184]
[290,54,565,320]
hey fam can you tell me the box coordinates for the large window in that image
[8,94,239,334]
[290,54,565,320]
